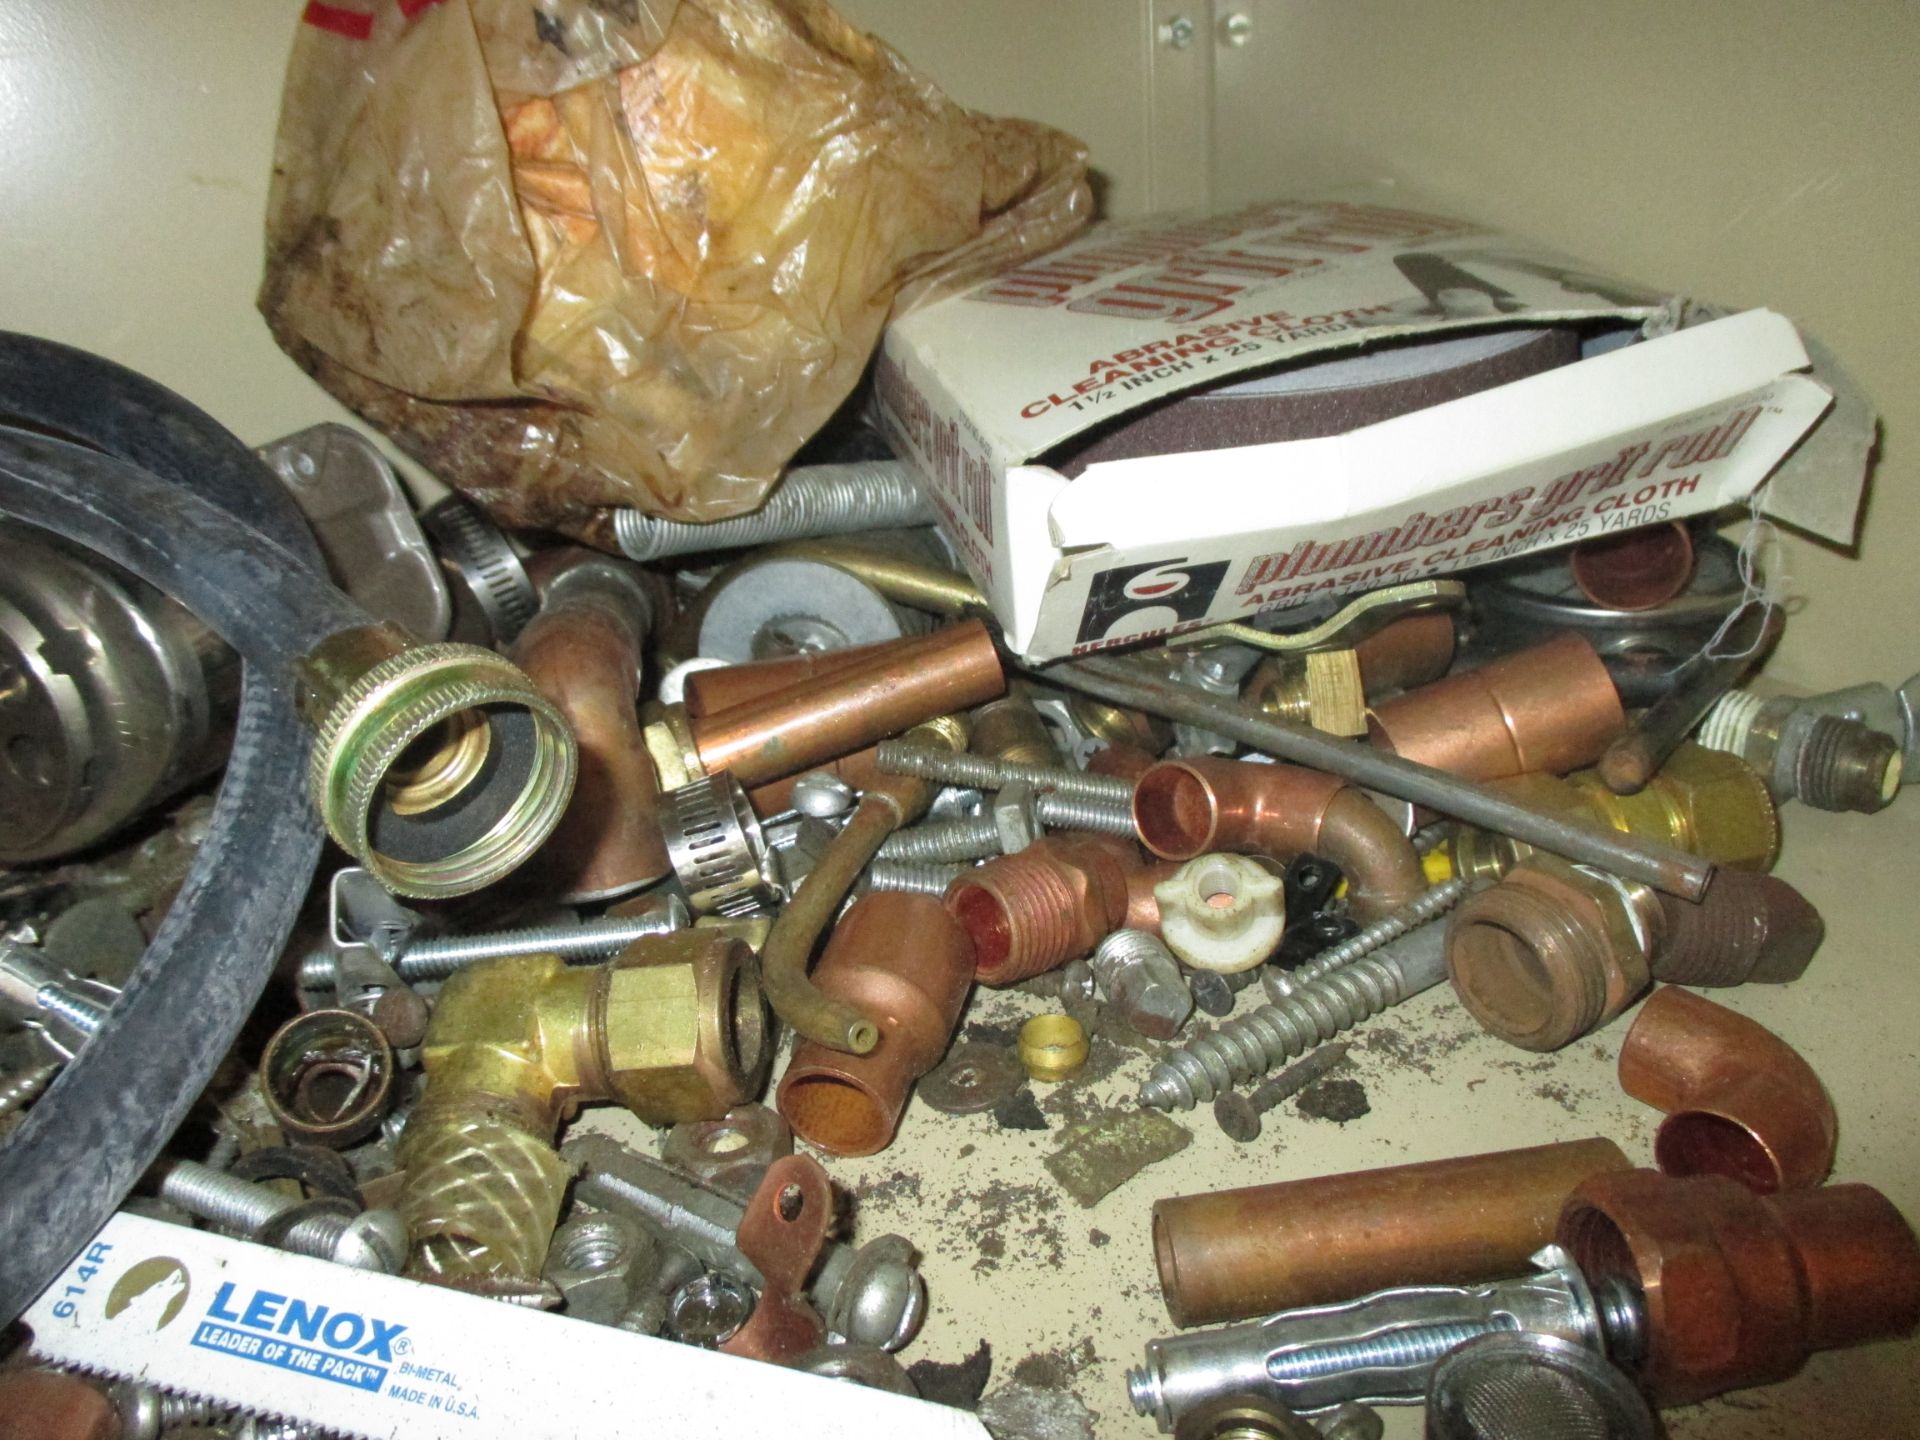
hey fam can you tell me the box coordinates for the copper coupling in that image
[1558,1168,1920,1405]
[644,619,1005,792]
[1131,756,1426,923]
[1151,1138,1631,1327]
[1618,986,1838,1193]
[511,549,669,901]
[1368,631,1625,781]
[945,834,1149,986]
[1453,742,1780,881]
[777,893,975,1156]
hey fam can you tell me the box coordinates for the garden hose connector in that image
[302,623,577,898]
[399,931,769,1279]
[1453,742,1778,883]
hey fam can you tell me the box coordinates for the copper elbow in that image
[1558,1169,1920,1405]
[777,894,975,1156]
[1368,631,1625,781]
[510,551,668,900]
[1618,986,1837,1193]
[945,835,1140,986]
[1132,758,1423,923]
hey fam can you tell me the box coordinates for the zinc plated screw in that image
[874,741,1134,803]
[1213,1040,1352,1142]
[876,790,1135,861]
[1140,924,1448,1110]
[612,462,935,562]
[110,1384,234,1440]
[864,859,971,896]
[153,1159,408,1273]
[1265,878,1470,1001]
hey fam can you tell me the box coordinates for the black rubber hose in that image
[0,334,328,1323]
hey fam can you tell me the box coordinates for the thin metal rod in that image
[1039,656,1714,901]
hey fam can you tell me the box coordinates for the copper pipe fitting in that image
[1557,1169,1920,1405]
[1152,1138,1631,1327]
[1089,742,1161,785]
[1618,986,1837,1193]
[1651,870,1822,986]
[511,550,669,900]
[1131,757,1426,923]
[970,690,1064,769]
[945,834,1144,986]
[1453,742,1780,881]
[1446,855,1658,1052]
[1368,631,1625,781]
[682,638,905,717]
[661,620,1004,790]
[1126,859,1180,933]
[1569,521,1697,612]
[777,894,975,1156]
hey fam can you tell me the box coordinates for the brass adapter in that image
[1454,742,1778,882]
[398,932,768,1279]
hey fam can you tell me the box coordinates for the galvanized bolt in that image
[1213,1040,1352,1142]
[1218,10,1253,46]
[877,786,1134,862]
[153,1159,408,1273]
[0,940,115,1049]
[864,859,971,897]
[790,770,857,818]
[386,897,689,982]
[1092,930,1195,1040]
[1265,878,1470,1002]
[874,741,1134,803]
[1159,14,1196,48]
[612,462,935,562]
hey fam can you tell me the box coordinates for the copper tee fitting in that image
[777,893,975,1156]
[1558,1169,1920,1405]
[1152,1138,1631,1326]
[648,620,1004,791]
[1618,986,1838,1193]
[511,550,668,900]
[1131,756,1426,923]
[1368,631,1625,781]
[945,834,1145,986]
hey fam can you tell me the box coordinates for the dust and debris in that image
[1044,1107,1192,1207]
[1535,1081,1583,1115]
[959,1143,976,1158]
[1357,1022,1480,1078]
[1088,1228,1111,1247]
[1296,1076,1372,1124]
[943,1180,1065,1274]
[993,1088,1049,1131]
[977,1381,1097,1440]
[963,1019,1020,1047]
[1012,1336,1097,1389]
[975,1233,1007,1269]
[851,1169,925,1208]
[909,1338,994,1410]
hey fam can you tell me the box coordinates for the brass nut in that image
[1570,743,1778,873]
[597,933,770,1124]
[1019,1013,1089,1082]
[642,704,705,791]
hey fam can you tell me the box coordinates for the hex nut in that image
[543,1212,656,1325]
[599,933,770,1124]
[992,781,1043,853]
[1019,1013,1089,1082]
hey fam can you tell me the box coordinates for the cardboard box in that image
[875,194,1870,662]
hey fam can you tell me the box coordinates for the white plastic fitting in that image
[1154,854,1287,974]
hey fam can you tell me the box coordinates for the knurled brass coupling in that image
[398,931,769,1279]
[1447,854,1661,1052]
[945,835,1145,986]
[302,623,578,898]
[1453,742,1779,883]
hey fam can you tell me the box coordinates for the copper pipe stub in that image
[945,835,1142,985]
[1617,985,1837,1193]
[1569,521,1697,612]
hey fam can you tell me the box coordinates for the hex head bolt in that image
[875,739,1137,803]
[152,1158,408,1272]
[390,896,690,981]
[1092,929,1196,1041]
[1212,1041,1352,1143]
[878,783,1135,861]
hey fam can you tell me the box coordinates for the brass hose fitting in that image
[509,550,668,902]
[945,834,1146,986]
[777,894,975,1156]
[970,689,1066,769]
[761,716,966,1054]
[1453,742,1779,882]
[303,623,577,898]
[1557,1169,1920,1405]
[643,619,1004,791]
[1618,986,1837,1193]
[398,932,768,1279]
[1132,757,1426,923]
[1367,631,1625,782]
[1446,854,1659,1052]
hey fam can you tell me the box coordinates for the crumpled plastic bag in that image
[259,0,1090,539]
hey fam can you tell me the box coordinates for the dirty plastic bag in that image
[260,0,1090,538]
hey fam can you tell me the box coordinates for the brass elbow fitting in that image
[1446,854,1658,1052]
[1558,1169,1920,1405]
[510,551,668,902]
[302,624,577,898]
[1618,986,1837,1193]
[777,894,975,1156]
[1132,757,1426,923]
[398,932,769,1279]
[1367,631,1624,782]
[1453,742,1780,881]
[945,835,1143,986]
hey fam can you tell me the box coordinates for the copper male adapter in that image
[1131,756,1426,923]
[945,834,1152,986]
[1618,986,1838,1194]
[1151,1137,1632,1327]
[1558,1168,1920,1405]
[778,893,976,1156]
[1368,630,1625,782]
